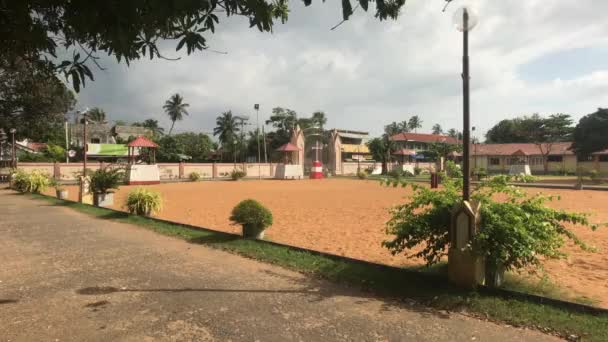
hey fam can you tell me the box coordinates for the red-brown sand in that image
[50,179,608,307]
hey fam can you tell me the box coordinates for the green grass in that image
[31,194,608,341]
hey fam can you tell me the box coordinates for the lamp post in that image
[254,104,262,179]
[10,128,16,168]
[79,108,90,177]
[454,7,478,201]
[233,140,237,170]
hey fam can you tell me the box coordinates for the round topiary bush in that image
[189,172,201,182]
[125,188,163,216]
[230,199,273,239]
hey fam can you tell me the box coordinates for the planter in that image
[485,262,506,288]
[93,192,114,207]
[56,189,69,200]
[242,225,265,239]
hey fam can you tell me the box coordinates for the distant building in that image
[470,142,608,175]
[389,132,460,163]
[69,123,151,147]
[327,129,372,174]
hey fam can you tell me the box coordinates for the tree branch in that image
[330,4,360,31]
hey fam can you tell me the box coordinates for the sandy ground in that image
[1,189,559,341]
[52,179,608,307]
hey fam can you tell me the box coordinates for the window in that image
[547,155,563,162]
[91,138,101,143]
[600,155,608,162]
[489,157,500,166]
[529,156,543,166]
[577,155,594,162]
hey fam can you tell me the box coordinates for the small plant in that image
[512,174,538,183]
[357,169,368,180]
[90,166,124,194]
[125,188,163,216]
[230,169,246,181]
[473,168,487,180]
[413,166,422,176]
[230,199,273,239]
[12,169,51,193]
[189,172,201,182]
[589,170,600,184]
[387,168,413,179]
[443,160,462,179]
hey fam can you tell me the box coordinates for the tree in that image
[163,94,189,135]
[447,128,462,140]
[134,119,165,138]
[311,111,327,130]
[155,132,214,162]
[408,115,422,133]
[0,59,76,143]
[213,111,240,161]
[571,108,608,157]
[367,135,394,175]
[398,120,410,133]
[427,142,462,164]
[87,107,106,123]
[3,1,405,92]
[266,107,298,150]
[384,122,401,137]
[432,124,443,135]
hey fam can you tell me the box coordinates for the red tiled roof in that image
[275,142,300,152]
[471,142,574,156]
[390,133,459,144]
[127,136,158,148]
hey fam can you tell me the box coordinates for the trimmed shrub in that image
[125,188,162,216]
[589,170,600,183]
[230,199,273,239]
[12,169,51,193]
[189,172,201,182]
[231,169,246,181]
[90,166,124,194]
[357,170,368,180]
[413,166,422,176]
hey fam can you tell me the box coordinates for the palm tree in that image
[384,122,401,136]
[213,111,240,161]
[398,120,410,133]
[311,111,327,129]
[408,115,422,133]
[432,124,443,135]
[163,93,189,135]
[88,107,106,123]
[141,119,165,137]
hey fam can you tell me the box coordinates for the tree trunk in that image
[168,121,176,135]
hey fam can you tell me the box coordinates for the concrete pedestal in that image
[448,200,485,288]
[127,164,160,185]
[275,164,303,180]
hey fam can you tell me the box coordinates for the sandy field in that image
[50,179,608,307]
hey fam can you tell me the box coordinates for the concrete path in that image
[0,190,559,341]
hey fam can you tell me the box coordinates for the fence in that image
[12,161,439,181]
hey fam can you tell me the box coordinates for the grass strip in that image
[32,194,608,341]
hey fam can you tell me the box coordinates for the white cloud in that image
[75,0,608,139]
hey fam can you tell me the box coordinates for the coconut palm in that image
[432,124,443,135]
[398,120,410,133]
[408,115,422,133]
[213,111,240,161]
[163,93,189,135]
[138,119,165,137]
[311,111,327,130]
[88,107,106,123]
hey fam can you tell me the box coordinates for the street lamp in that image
[453,6,478,201]
[79,108,90,177]
[9,128,16,168]
[233,140,237,170]
[254,104,261,179]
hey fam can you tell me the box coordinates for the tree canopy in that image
[485,114,574,144]
[163,93,189,135]
[2,0,409,92]
[0,59,76,143]
[571,108,608,157]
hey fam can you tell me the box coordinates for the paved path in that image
[0,190,559,341]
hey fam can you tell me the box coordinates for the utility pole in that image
[262,126,268,163]
[65,120,69,163]
[255,104,261,179]
[10,128,16,168]
[83,113,88,177]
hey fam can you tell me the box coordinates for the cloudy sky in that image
[74,0,608,139]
